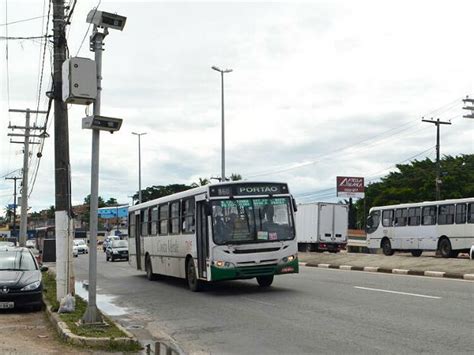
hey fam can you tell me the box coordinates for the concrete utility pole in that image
[131,132,146,203]
[7,109,47,247]
[422,118,452,200]
[5,176,20,236]
[53,0,74,301]
[211,66,232,182]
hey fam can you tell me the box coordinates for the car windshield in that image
[74,240,86,245]
[0,250,37,271]
[111,240,127,248]
[211,197,295,245]
[0,241,15,247]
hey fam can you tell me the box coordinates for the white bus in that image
[128,181,299,291]
[366,197,474,257]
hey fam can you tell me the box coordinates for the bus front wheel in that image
[382,239,394,256]
[256,275,274,287]
[186,259,202,292]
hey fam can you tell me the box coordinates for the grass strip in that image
[42,271,141,352]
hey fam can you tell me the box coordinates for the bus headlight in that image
[282,254,296,263]
[214,260,234,268]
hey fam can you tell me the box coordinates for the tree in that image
[230,173,242,181]
[191,178,210,187]
[46,205,55,219]
[133,184,194,203]
[105,197,118,206]
[84,195,106,208]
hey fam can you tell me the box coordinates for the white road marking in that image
[354,286,441,299]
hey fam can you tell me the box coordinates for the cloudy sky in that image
[1,0,473,213]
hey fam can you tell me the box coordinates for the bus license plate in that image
[0,302,14,309]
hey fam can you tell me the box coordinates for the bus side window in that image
[169,201,180,234]
[366,210,380,233]
[455,204,466,224]
[151,206,158,235]
[181,198,196,234]
[468,203,474,224]
[141,209,149,237]
[159,204,168,235]
[408,207,421,226]
[382,210,393,227]
[422,206,437,225]
[438,204,455,225]
[394,208,408,227]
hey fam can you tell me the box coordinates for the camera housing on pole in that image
[82,115,123,133]
[86,10,126,31]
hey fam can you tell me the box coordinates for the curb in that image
[302,263,474,281]
[43,296,139,349]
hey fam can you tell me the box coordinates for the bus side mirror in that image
[204,202,212,216]
[292,197,298,212]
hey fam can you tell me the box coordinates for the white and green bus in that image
[128,181,299,291]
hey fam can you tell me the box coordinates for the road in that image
[73,253,474,354]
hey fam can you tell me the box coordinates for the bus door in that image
[196,201,209,279]
[135,213,142,270]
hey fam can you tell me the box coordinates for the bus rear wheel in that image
[256,275,274,287]
[439,238,457,258]
[186,259,202,292]
[411,250,422,257]
[381,239,394,256]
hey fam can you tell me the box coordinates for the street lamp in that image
[132,132,147,203]
[212,66,232,182]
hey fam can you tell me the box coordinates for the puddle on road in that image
[75,281,128,316]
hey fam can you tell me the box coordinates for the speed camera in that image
[86,10,127,31]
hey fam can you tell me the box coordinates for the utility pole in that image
[5,176,20,237]
[7,109,47,247]
[422,118,452,200]
[211,66,233,182]
[131,132,146,203]
[53,0,74,302]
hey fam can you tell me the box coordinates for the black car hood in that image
[0,270,40,288]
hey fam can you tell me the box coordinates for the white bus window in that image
[170,201,180,234]
[382,210,394,227]
[129,214,135,238]
[159,204,168,235]
[468,203,474,224]
[408,207,421,226]
[455,204,466,224]
[422,206,437,225]
[151,206,158,235]
[438,204,455,225]
[394,208,408,227]
[182,198,195,234]
[141,209,149,236]
[366,210,380,234]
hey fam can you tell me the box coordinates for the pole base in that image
[81,304,103,325]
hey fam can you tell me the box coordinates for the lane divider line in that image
[354,286,442,299]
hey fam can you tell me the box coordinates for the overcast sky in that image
[1,0,473,213]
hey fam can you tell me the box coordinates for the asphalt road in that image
[73,253,474,354]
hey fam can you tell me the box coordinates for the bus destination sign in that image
[209,183,288,197]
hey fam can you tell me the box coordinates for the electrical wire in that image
[0,15,46,26]
[75,0,102,56]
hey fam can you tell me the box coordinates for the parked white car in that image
[73,239,89,254]
[470,244,474,260]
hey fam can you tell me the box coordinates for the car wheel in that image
[111,255,115,262]
[382,239,394,256]
[186,258,202,292]
[256,275,274,287]
[106,255,109,261]
[411,250,422,257]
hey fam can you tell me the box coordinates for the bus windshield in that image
[211,197,295,245]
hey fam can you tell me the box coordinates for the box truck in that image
[295,203,348,252]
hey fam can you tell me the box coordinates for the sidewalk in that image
[299,251,474,279]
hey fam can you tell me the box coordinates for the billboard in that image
[336,176,365,198]
[98,205,129,219]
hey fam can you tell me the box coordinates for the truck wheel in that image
[256,275,274,287]
[382,239,394,256]
[411,250,422,257]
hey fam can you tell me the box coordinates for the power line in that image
[0,35,53,40]
[75,0,101,56]
[0,15,46,26]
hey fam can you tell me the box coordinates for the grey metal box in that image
[62,57,97,105]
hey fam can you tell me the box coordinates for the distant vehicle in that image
[0,241,15,249]
[0,246,48,311]
[106,240,129,262]
[73,246,79,258]
[295,203,348,253]
[470,244,474,260]
[102,236,120,252]
[25,240,36,249]
[366,198,474,258]
[129,181,299,291]
[73,239,89,254]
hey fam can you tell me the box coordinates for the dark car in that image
[105,240,129,262]
[0,247,47,311]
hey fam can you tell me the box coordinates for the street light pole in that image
[132,132,146,203]
[212,66,232,182]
